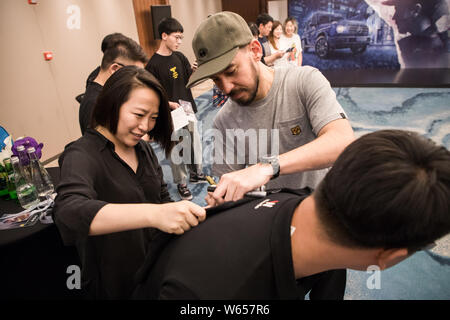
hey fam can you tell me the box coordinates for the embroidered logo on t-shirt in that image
[291,125,301,135]
[170,66,178,79]
[254,199,279,209]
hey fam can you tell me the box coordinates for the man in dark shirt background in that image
[146,18,207,201]
[84,33,129,89]
[78,36,147,135]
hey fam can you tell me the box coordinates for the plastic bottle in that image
[0,162,8,198]
[3,158,17,200]
[16,145,31,181]
[27,147,54,200]
[11,156,39,209]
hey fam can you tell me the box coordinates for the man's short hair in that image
[100,38,148,70]
[315,130,450,253]
[256,13,273,27]
[100,33,128,53]
[158,17,184,38]
[248,22,259,37]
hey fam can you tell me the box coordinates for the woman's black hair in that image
[91,66,174,156]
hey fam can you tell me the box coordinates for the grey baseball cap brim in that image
[186,47,239,88]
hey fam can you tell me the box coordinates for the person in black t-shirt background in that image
[78,36,148,135]
[146,18,207,201]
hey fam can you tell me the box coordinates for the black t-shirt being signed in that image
[133,189,346,300]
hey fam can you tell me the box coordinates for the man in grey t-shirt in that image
[187,12,355,204]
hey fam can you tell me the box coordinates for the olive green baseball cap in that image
[186,11,253,88]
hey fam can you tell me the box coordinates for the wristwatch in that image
[260,155,280,180]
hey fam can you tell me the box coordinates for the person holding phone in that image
[280,17,303,67]
[268,20,289,68]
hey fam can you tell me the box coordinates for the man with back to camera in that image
[78,36,147,135]
[76,33,129,104]
[132,129,450,299]
[185,12,354,204]
[145,17,207,201]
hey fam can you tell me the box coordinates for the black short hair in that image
[256,13,273,27]
[158,17,184,38]
[100,33,128,53]
[248,22,259,37]
[315,130,450,253]
[100,38,148,70]
[91,66,174,156]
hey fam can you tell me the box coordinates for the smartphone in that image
[285,47,294,53]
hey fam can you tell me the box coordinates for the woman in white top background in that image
[280,17,303,67]
[267,20,289,68]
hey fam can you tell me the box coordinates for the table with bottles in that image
[0,168,58,246]
[0,161,81,299]
[0,146,56,245]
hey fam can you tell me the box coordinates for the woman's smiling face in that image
[115,87,160,149]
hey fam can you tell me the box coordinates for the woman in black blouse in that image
[53,66,206,299]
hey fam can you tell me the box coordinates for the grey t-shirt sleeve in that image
[297,67,347,136]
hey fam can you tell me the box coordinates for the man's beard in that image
[230,63,260,106]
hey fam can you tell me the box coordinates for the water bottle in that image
[16,145,31,181]
[11,156,39,209]
[3,158,17,200]
[0,162,8,198]
[27,147,54,200]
